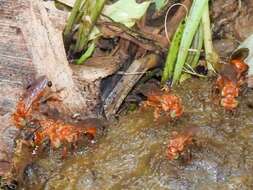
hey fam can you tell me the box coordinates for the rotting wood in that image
[103,54,160,119]
[0,0,118,180]
[0,0,34,177]
[42,1,68,31]
[17,0,89,114]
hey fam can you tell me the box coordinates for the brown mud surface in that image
[22,78,253,190]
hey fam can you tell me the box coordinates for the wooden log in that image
[0,0,118,179]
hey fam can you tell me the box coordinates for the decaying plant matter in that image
[2,0,253,187]
[103,54,160,119]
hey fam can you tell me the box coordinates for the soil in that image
[21,78,253,189]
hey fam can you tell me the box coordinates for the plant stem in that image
[64,0,83,38]
[74,0,107,52]
[189,23,203,68]
[172,0,208,85]
[202,1,219,72]
[76,42,95,64]
[161,20,185,85]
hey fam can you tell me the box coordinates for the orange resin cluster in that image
[167,127,197,160]
[34,119,96,148]
[214,59,248,110]
[143,90,183,120]
[12,76,96,152]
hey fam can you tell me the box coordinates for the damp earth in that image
[22,78,253,190]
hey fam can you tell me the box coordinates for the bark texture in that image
[0,0,117,178]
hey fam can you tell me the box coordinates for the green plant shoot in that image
[161,20,185,84]
[172,0,208,85]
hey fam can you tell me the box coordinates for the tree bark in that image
[0,0,117,179]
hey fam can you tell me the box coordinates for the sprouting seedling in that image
[161,20,185,84]
[172,0,209,85]
[161,3,188,84]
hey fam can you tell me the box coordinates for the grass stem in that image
[172,0,208,85]
[64,0,83,38]
[74,0,107,52]
[202,1,219,72]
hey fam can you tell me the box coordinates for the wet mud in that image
[22,78,253,190]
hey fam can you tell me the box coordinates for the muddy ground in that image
[1,0,253,189]
[21,78,253,189]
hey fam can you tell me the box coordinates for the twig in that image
[99,21,166,52]
[103,54,160,119]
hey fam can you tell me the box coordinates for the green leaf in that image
[88,26,101,41]
[103,0,152,27]
[202,1,218,72]
[190,23,203,68]
[185,23,203,69]
[63,0,82,37]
